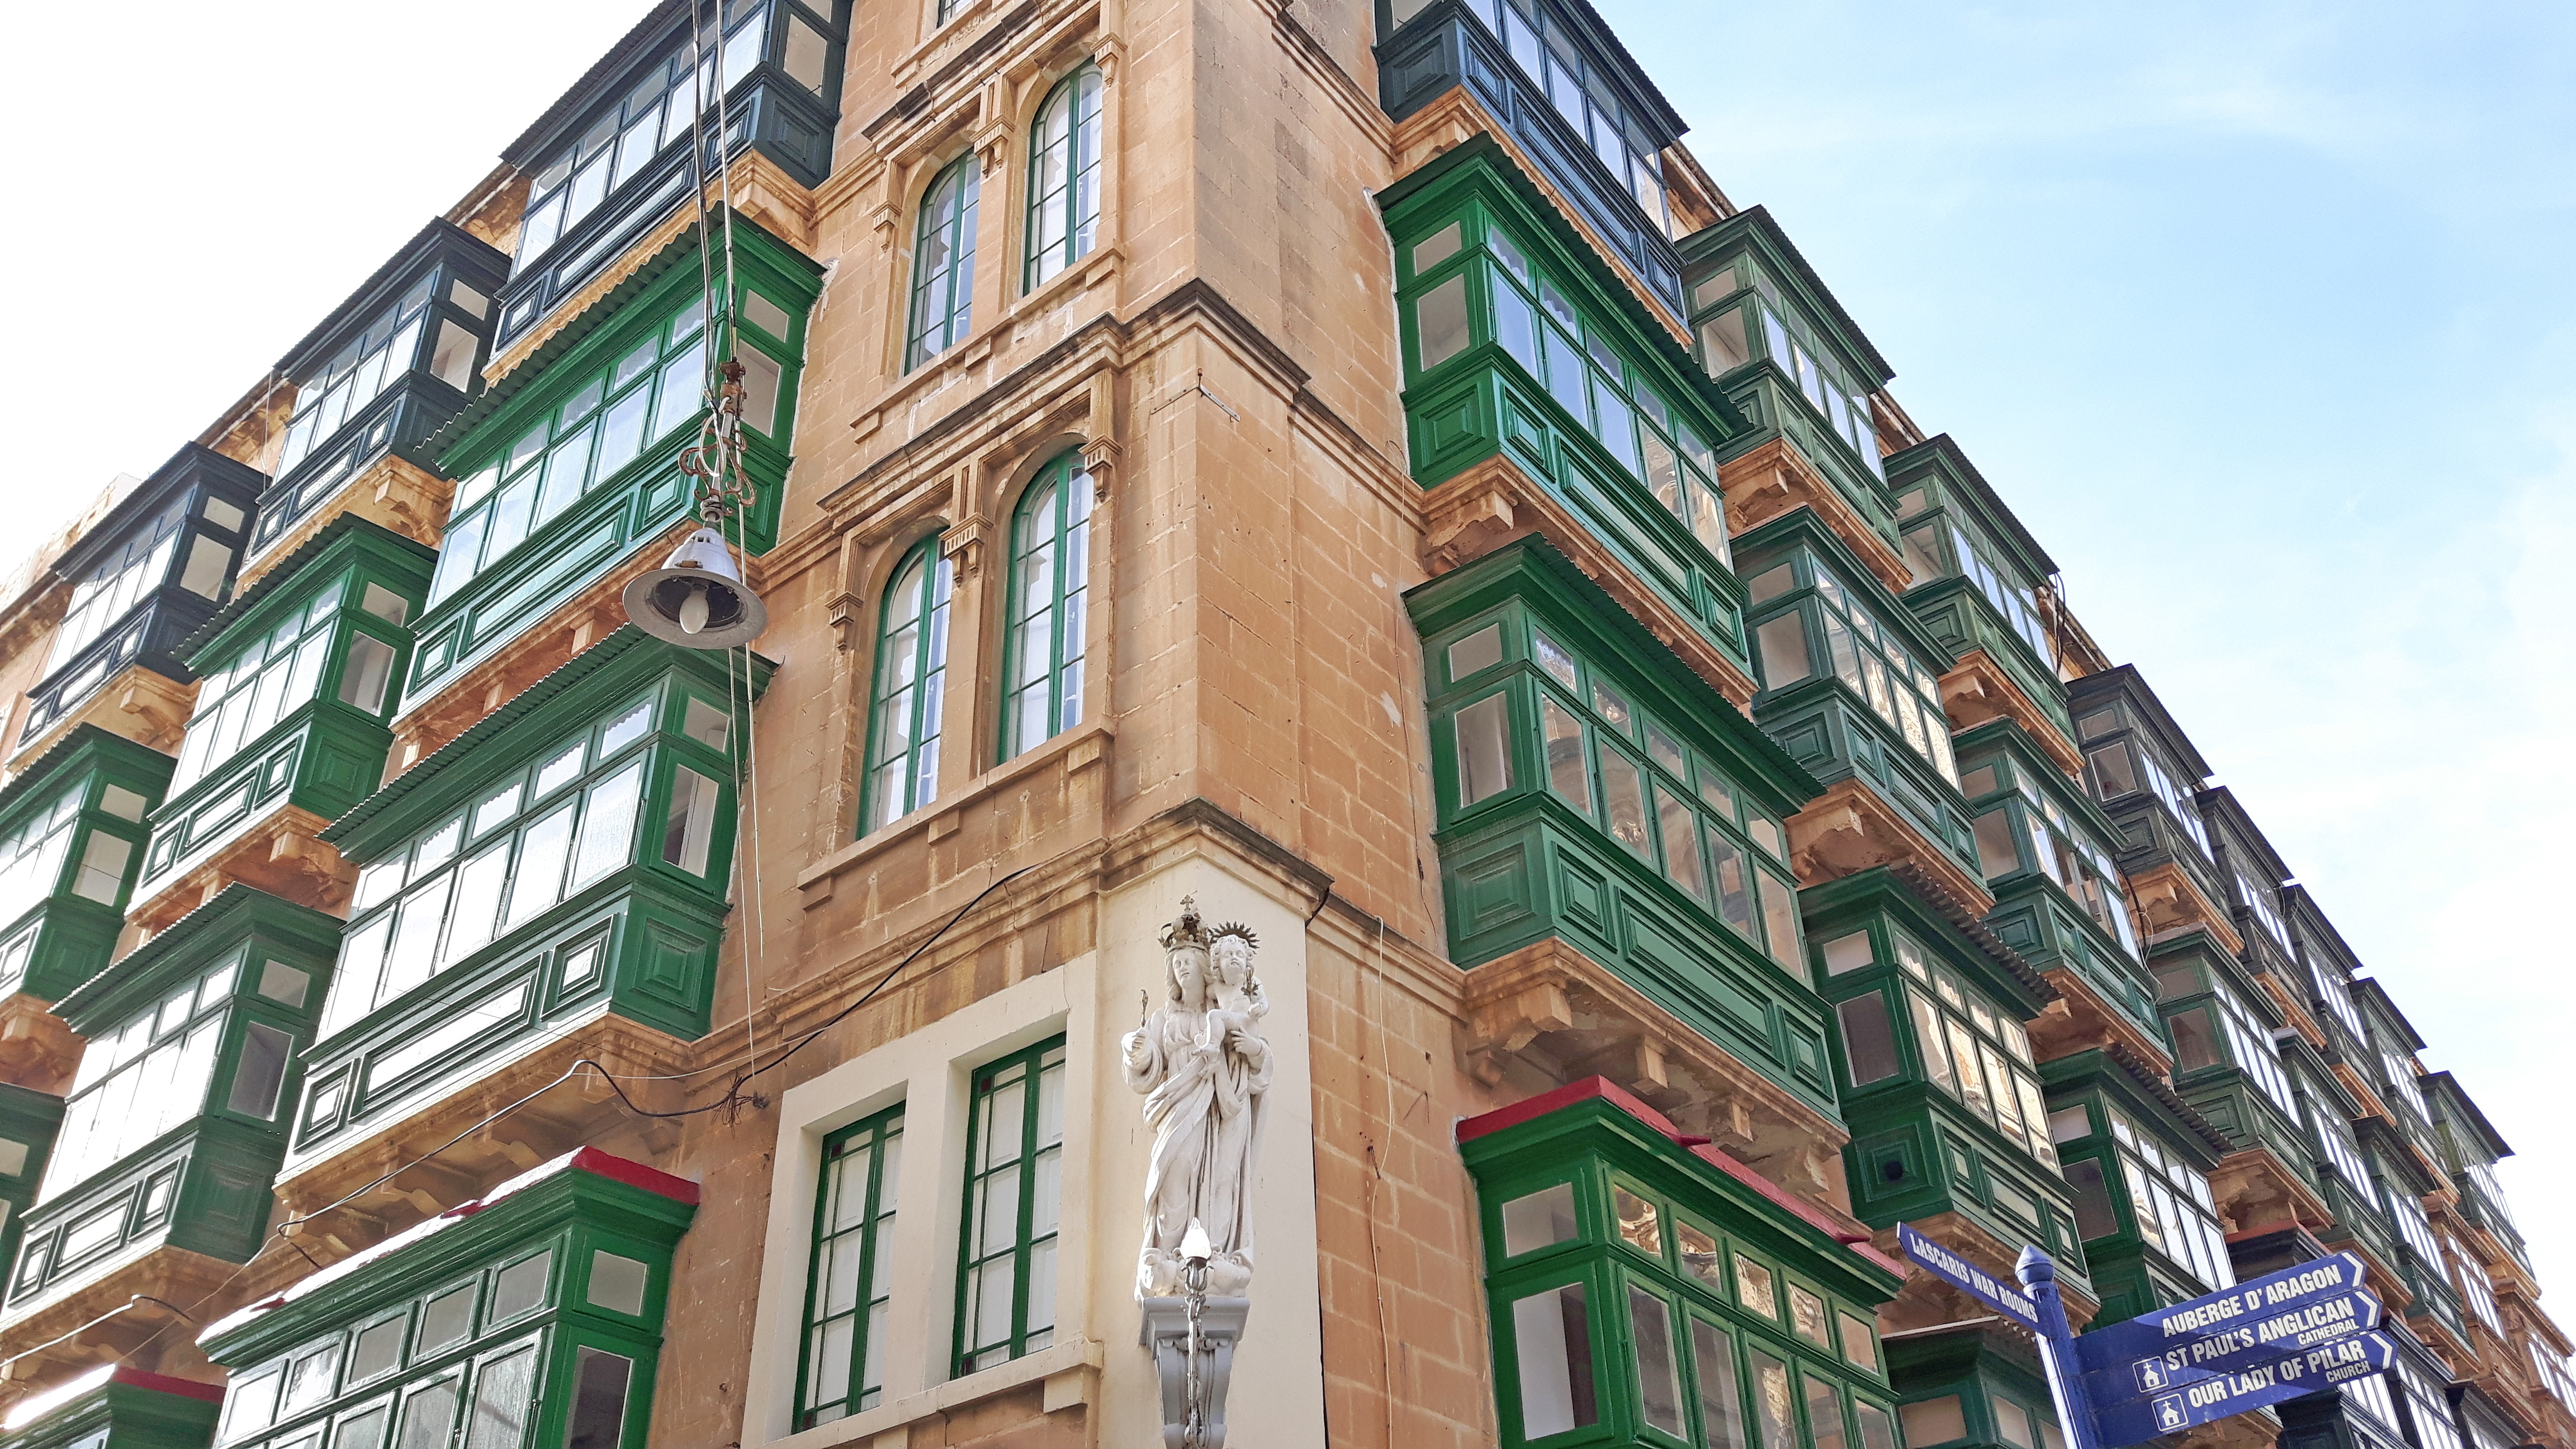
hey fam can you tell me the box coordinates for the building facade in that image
[0,4,2564,1449]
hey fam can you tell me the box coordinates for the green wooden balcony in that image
[199,1148,697,1449]
[0,1367,222,1449]
[1458,1079,1903,1449]
[9,887,339,1309]
[293,630,764,1164]
[1734,513,1981,883]
[402,213,821,716]
[1377,136,1755,679]
[2147,932,2318,1177]
[1883,1327,2071,1449]
[1952,723,2162,1041]
[1798,870,2092,1295]
[0,726,173,1003]
[134,518,434,910]
[2040,1050,2238,1324]
[1408,540,1839,1116]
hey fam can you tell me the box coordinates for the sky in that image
[1590,0,2576,1294]
[4,0,2572,1310]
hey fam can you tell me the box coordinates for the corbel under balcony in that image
[270,1009,694,1268]
[0,1000,80,1098]
[1455,936,1860,1220]
[122,806,353,941]
[5,670,195,775]
[1787,778,1994,914]
[2026,968,2174,1080]
[1936,648,2081,779]
[235,456,452,593]
[1868,1211,2099,1333]
[0,1244,234,1392]
[2208,1148,2335,1239]
[1719,442,1909,596]
[1419,454,1758,708]
[2128,864,2244,955]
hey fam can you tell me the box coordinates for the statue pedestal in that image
[1139,1296,1250,1449]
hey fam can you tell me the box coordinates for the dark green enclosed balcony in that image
[1377,137,1755,679]
[0,1082,65,1282]
[1735,513,1978,880]
[2040,1052,2237,1324]
[296,629,761,1162]
[1679,210,1898,546]
[200,1148,697,1449]
[2147,932,2313,1175]
[0,1367,222,1449]
[2063,666,2228,944]
[1953,723,2159,1038]
[1887,438,2068,744]
[135,519,433,917]
[21,447,264,747]
[1407,539,1838,1114]
[2423,1073,2527,1273]
[1799,870,2092,1291]
[0,726,173,1003]
[405,214,821,715]
[1374,0,1690,310]
[492,0,851,344]
[10,887,339,1308]
[250,221,510,557]
[1458,1079,1904,1449]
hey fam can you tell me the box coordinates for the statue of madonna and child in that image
[1123,896,1272,1300]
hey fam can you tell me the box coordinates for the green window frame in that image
[169,583,413,794]
[1024,67,1104,291]
[862,539,954,835]
[320,688,730,1042]
[0,782,133,940]
[906,157,981,370]
[1000,457,1093,761]
[954,1037,1065,1376]
[1742,554,1958,788]
[798,1104,903,1426]
[1520,627,1798,969]
[1479,1167,1895,1449]
[1398,209,1731,570]
[274,272,446,477]
[430,294,744,607]
[1685,259,1883,483]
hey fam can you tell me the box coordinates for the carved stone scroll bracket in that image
[1140,1296,1248,1449]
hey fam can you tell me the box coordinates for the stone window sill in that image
[763,1337,1104,1449]
[795,720,1111,902]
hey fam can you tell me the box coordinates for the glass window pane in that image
[340,633,400,714]
[1808,1377,1849,1449]
[1501,1183,1578,1256]
[1756,613,1811,689]
[564,1349,632,1449]
[1447,623,1503,679]
[1749,1352,1796,1449]
[1510,1285,1596,1439]
[1599,750,1649,856]
[1629,1287,1685,1437]
[1902,1396,1967,1447]
[227,1023,294,1117]
[1838,992,1900,1086]
[1415,274,1472,372]
[1541,699,1590,812]
[1693,1319,1744,1449]
[662,766,722,875]
[1453,695,1512,808]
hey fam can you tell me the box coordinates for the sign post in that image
[1895,1227,2400,1449]
[2018,1246,2106,1449]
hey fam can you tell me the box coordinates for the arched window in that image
[1001,454,1093,760]
[863,539,955,832]
[905,157,980,371]
[1024,67,1104,291]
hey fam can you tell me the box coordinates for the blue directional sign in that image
[2090,1330,2398,1447]
[2075,1252,2371,1374]
[2082,1286,2382,1406]
[1897,1224,2042,1332]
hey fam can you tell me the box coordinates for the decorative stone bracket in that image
[1140,1296,1248,1449]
